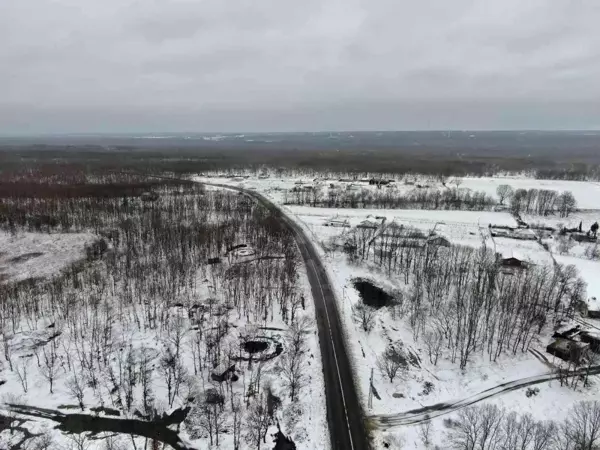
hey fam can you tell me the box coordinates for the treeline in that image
[3,139,600,180]
[536,166,600,181]
[445,401,600,450]
[499,185,578,217]
[283,186,496,211]
[0,179,201,234]
[343,225,585,369]
[0,179,189,199]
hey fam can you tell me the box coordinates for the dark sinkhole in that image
[353,279,393,308]
[244,340,269,353]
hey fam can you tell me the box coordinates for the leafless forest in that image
[0,169,313,449]
[341,225,587,372]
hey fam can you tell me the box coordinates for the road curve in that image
[203,182,370,450]
[371,365,600,429]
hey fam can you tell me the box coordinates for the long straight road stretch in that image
[204,182,370,450]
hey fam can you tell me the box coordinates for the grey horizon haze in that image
[1,0,600,134]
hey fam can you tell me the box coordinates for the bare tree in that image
[377,345,407,383]
[66,374,86,410]
[558,236,574,255]
[352,302,377,333]
[423,328,443,365]
[496,184,514,205]
[28,432,54,450]
[232,395,243,450]
[448,404,504,450]
[102,434,127,450]
[2,331,13,371]
[562,401,600,450]
[278,320,308,401]
[67,433,91,450]
[418,421,433,448]
[557,191,577,218]
[15,359,29,393]
[40,340,60,394]
[245,394,271,450]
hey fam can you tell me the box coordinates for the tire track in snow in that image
[370,365,600,429]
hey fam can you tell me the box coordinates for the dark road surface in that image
[204,182,370,450]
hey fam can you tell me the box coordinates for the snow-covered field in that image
[523,211,600,230]
[196,173,600,449]
[461,176,600,210]
[0,231,96,282]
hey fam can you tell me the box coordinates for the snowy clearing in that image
[0,231,96,283]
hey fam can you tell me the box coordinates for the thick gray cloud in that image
[1,0,600,133]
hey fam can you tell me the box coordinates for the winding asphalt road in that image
[203,181,370,450]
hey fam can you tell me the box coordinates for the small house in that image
[580,332,600,353]
[427,236,451,247]
[585,297,600,319]
[500,251,527,268]
[357,220,380,230]
[369,178,390,186]
[571,233,594,243]
[501,257,524,267]
[546,338,589,364]
[324,218,350,228]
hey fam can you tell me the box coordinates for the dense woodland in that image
[2,137,600,179]
[0,172,313,449]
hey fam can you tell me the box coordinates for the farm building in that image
[357,220,380,229]
[580,332,600,353]
[500,251,527,268]
[585,297,600,319]
[368,178,392,186]
[324,218,350,228]
[501,257,525,267]
[571,233,596,243]
[546,338,589,364]
[427,235,451,247]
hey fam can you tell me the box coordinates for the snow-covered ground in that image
[0,230,96,282]
[195,173,600,450]
[0,255,329,450]
[523,211,600,230]
[0,190,329,449]
[554,254,600,301]
[461,176,600,210]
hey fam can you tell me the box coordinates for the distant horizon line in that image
[2,129,600,138]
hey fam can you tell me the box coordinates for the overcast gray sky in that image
[1,0,600,133]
